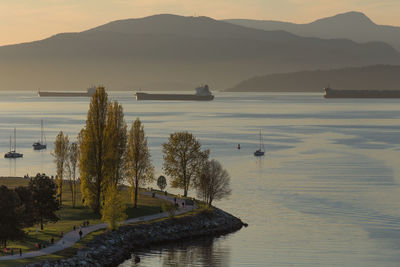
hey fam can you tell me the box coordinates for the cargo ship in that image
[38,87,96,97]
[324,87,400,98]
[135,85,214,101]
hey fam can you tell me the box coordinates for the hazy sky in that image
[1,0,399,45]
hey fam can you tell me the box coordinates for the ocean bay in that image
[1,91,400,266]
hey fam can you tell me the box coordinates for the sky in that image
[1,0,399,46]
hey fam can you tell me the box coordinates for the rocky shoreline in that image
[27,207,244,267]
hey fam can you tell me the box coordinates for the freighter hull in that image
[324,88,400,98]
[136,93,214,101]
[38,92,93,97]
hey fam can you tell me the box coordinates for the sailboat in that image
[4,128,23,158]
[32,119,47,150]
[254,130,265,156]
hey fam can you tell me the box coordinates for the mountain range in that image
[1,13,400,91]
[225,11,400,52]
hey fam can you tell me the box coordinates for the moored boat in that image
[32,119,47,150]
[4,128,23,158]
[254,130,265,157]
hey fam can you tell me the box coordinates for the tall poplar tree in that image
[104,101,127,186]
[53,131,69,205]
[79,87,109,215]
[66,142,79,208]
[162,131,209,197]
[125,118,154,208]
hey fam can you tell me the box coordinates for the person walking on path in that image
[19,248,22,257]
[79,230,83,239]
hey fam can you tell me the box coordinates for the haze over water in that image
[1,91,400,266]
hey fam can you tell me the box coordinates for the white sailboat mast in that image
[14,128,16,151]
[41,119,43,143]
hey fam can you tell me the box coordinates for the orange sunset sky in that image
[0,0,399,46]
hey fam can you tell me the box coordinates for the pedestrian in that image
[182,202,185,208]
[73,225,76,231]
[79,230,83,239]
[83,221,86,227]
[60,231,63,238]
[51,237,54,244]
[174,197,176,204]
[19,248,22,256]
[35,227,38,235]
[86,220,89,226]
[34,243,39,249]
[39,243,42,249]
[11,248,13,255]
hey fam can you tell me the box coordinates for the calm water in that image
[1,91,400,266]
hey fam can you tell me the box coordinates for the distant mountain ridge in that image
[227,65,400,92]
[225,11,400,51]
[1,14,400,91]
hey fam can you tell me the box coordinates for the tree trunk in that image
[134,176,138,208]
[184,189,188,197]
[95,183,101,215]
[59,185,63,206]
[72,182,76,208]
[40,215,43,230]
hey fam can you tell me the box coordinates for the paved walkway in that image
[0,192,196,261]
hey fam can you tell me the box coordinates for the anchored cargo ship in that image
[324,87,400,98]
[38,87,96,97]
[135,85,214,101]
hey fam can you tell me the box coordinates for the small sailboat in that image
[32,119,47,150]
[4,128,23,158]
[254,130,265,156]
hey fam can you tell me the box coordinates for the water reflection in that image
[121,236,230,267]
[7,158,17,177]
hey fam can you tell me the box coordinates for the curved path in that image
[0,192,196,261]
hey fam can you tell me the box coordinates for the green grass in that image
[0,229,106,267]
[0,177,167,253]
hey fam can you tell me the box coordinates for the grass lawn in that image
[0,229,106,267]
[0,177,167,254]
